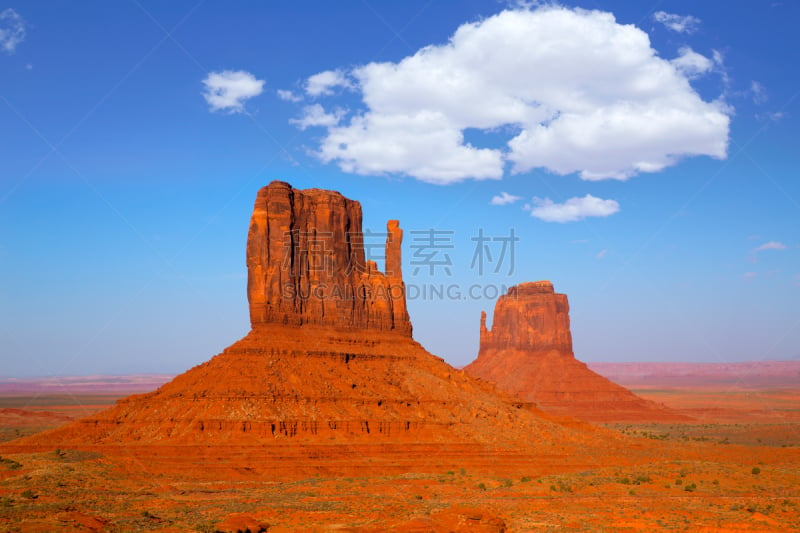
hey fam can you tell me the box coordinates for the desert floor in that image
[0,386,799,532]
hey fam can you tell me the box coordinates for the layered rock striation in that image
[466,282,689,423]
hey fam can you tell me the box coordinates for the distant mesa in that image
[465,281,690,423]
[14,181,571,447]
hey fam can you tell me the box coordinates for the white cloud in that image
[526,194,620,223]
[753,241,787,252]
[750,81,768,104]
[653,11,701,34]
[0,8,25,54]
[743,271,758,280]
[290,104,344,130]
[596,249,608,259]
[277,89,302,102]
[490,191,522,205]
[756,111,784,122]
[202,70,265,113]
[671,47,713,78]
[307,7,729,184]
[306,69,352,97]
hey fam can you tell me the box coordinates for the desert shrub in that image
[751,467,761,475]
[684,483,697,492]
[675,479,683,485]
[520,476,531,483]
[194,522,215,533]
[0,457,22,470]
[0,497,12,508]
[552,480,573,493]
[618,477,631,485]
[634,475,652,485]
[21,489,37,500]
[501,479,512,488]
[477,483,487,491]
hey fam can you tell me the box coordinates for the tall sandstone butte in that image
[13,182,576,449]
[465,281,689,422]
[247,181,410,334]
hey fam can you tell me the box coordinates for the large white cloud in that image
[0,8,25,54]
[202,70,265,113]
[526,194,620,223]
[302,6,730,184]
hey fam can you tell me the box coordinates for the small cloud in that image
[25,63,31,70]
[490,192,522,206]
[570,239,589,244]
[290,104,344,130]
[526,194,620,223]
[277,89,302,102]
[202,70,265,113]
[756,111,784,122]
[653,11,701,34]
[750,81,768,104]
[596,249,608,259]
[710,49,731,89]
[305,69,352,97]
[753,241,787,252]
[743,272,758,280]
[671,47,713,78]
[0,8,25,54]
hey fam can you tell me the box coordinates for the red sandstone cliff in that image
[247,181,411,334]
[15,183,577,448]
[466,282,689,423]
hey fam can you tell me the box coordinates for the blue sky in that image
[1,1,798,376]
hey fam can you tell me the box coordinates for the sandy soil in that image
[0,383,798,531]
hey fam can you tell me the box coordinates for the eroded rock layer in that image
[466,282,689,423]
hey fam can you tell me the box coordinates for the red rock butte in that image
[247,181,411,334]
[465,281,689,423]
[14,182,580,450]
